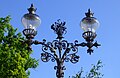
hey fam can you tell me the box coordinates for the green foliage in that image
[69,60,103,78]
[0,16,38,78]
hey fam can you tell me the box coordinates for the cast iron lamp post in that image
[22,4,100,78]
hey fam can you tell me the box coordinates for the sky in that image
[0,0,120,78]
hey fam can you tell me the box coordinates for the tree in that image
[69,60,103,78]
[0,16,38,78]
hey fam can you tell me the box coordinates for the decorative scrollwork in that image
[41,39,52,52]
[41,39,56,62]
[61,40,69,50]
[51,19,67,39]
[51,39,69,52]
[62,41,79,64]
[51,40,59,50]
[70,43,78,53]
[41,52,55,62]
[40,38,80,77]
[64,53,80,64]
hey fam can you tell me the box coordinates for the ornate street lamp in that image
[80,9,100,54]
[22,4,100,78]
[22,4,41,39]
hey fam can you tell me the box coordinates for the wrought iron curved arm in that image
[61,41,80,64]
[33,38,80,64]
[41,52,56,62]
[33,39,58,62]
[74,40,101,55]
[64,53,79,64]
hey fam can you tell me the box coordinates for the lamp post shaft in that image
[56,39,64,78]
[56,60,64,78]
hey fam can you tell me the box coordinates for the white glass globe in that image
[22,13,41,30]
[80,17,99,33]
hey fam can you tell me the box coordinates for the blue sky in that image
[0,0,120,78]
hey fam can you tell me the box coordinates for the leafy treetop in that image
[0,16,38,78]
